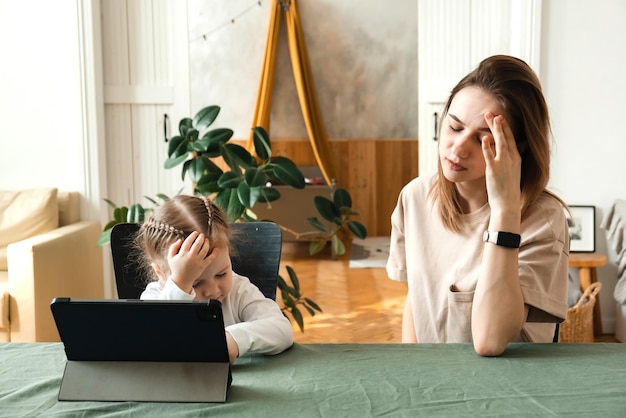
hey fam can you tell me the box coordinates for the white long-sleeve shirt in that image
[141,273,293,358]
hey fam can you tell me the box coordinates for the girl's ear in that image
[151,262,168,283]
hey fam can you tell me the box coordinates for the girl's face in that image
[191,245,233,302]
[439,86,504,185]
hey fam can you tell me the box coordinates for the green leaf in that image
[286,265,300,291]
[280,283,299,299]
[186,128,199,144]
[154,193,172,203]
[214,188,245,222]
[290,307,304,332]
[127,204,146,223]
[200,128,234,157]
[181,159,191,181]
[270,157,305,189]
[192,106,220,131]
[178,118,193,137]
[309,239,327,255]
[103,198,118,210]
[195,175,222,195]
[277,275,288,290]
[244,167,266,188]
[331,234,346,256]
[188,157,208,183]
[306,216,328,232]
[348,221,367,239]
[221,143,255,172]
[237,182,263,208]
[197,155,224,175]
[164,154,189,170]
[242,209,258,222]
[102,219,119,232]
[195,171,221,190]
[165,136,189,168]
[333,188,352,211]
[282,292,296,309]
[257,187,281,203]
[113,206,128,223]
[304,297,322,312]
[217,171,242,189]
[314,196,341,224]
[252,126,271,160]
[97,228,112,247]
[167,135,184,157]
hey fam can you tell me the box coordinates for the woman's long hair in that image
[430,55,561,232]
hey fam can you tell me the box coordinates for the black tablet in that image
[51,298,229,362]
[50,298,231,402]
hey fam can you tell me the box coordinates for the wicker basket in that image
[559,282,602,343]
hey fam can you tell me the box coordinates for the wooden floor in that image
[278,242,619,344]
[279,242,407,343]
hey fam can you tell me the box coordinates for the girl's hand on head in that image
[167,231,219,294]
[482,112,522,216]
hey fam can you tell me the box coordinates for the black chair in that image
[110,222,282,300]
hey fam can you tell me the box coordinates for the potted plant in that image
[99,105,367,330]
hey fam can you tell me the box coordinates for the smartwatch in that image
[482,231,521,249]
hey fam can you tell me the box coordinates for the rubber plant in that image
[99,105,367,330]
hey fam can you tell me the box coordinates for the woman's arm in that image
[471,113,526,356]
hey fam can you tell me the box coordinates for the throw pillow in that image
[0,188,59,270]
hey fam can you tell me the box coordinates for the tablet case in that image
[50,298,231,403]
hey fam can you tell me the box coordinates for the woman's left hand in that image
[481,112,522,214]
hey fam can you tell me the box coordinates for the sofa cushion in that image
[0,188,59,270]
[57,191,80,226]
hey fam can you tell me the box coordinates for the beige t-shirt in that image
[386,175,569,343]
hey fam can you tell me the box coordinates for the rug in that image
[349,236,390,269]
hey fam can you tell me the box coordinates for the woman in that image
[387,55,569,356]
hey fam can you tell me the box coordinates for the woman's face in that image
[190,245,233,303]
[439,86,504,185]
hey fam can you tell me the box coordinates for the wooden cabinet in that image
[229,138,419,237]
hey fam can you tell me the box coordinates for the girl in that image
[137,195,293,363]
[387,55,569,356]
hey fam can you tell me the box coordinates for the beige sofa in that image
[0,189,104,342]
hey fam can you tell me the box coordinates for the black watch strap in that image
[483,231,521,249]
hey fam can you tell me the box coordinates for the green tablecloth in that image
[1,342,625,417]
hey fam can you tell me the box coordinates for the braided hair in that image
[136,195,230,282]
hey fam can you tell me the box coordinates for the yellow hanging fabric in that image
[248,0,337,185]
[247,0,281,146]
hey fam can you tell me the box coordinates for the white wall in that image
[542,0,626,332]
[0,0,105,219]
[0,1,82,190]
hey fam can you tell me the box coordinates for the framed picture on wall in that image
[566,205,596,253]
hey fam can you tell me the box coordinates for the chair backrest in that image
[110,222,282,300]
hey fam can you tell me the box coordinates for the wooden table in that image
[568,252,607,336]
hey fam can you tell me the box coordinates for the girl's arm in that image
[225,279,293,358]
